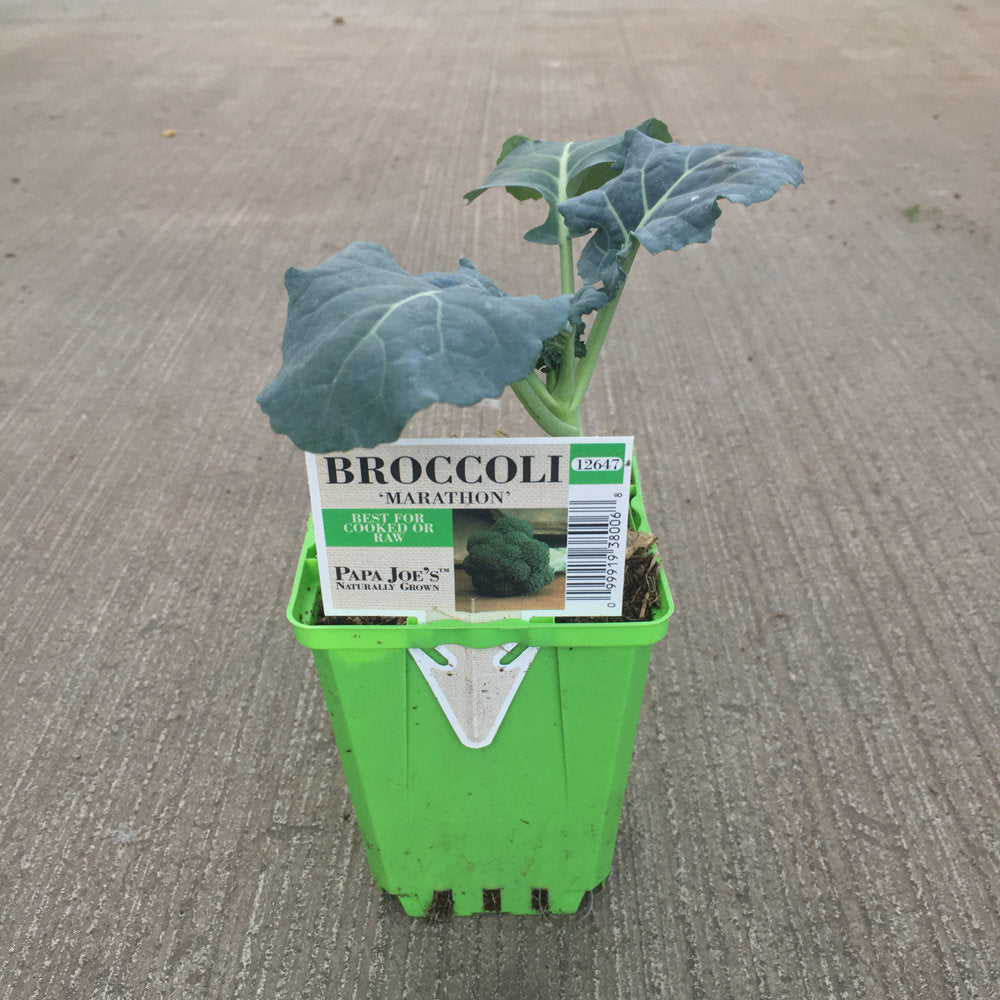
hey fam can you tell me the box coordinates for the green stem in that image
[556,145,576,297]
[568,297,619,411]
[569,242,639,413]
[559,230,575,296]
[551,328,577,406]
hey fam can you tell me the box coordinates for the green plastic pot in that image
[287,466,672,916]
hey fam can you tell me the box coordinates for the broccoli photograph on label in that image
[453,508,568,613]
[463,516,553,597]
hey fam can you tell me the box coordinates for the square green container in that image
[287,467,672,916]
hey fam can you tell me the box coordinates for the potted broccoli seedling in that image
[258,119,802,450]
[259,120,802,917]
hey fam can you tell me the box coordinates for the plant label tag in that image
[305,436,633,622]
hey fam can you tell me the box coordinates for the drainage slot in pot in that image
[482,888,502,912]
[426,890,454,921]
[530,888,549,913]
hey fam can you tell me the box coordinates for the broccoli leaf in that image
[558,129,805,295]
[568,283,611,324]
[463,118,671,245]
[256,242,573,452]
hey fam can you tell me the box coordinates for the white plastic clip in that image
[408,643,539,749]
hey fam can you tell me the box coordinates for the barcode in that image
[565,499,620,602]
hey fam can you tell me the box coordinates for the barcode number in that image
[565,497,623,605]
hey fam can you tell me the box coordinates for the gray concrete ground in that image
[2,0,998,996]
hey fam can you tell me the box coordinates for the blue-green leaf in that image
[568,283,610,324]
[256,242,573,452]
[464,118,671,245]
[559,130,804,294]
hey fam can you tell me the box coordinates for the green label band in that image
[322,508,454,547]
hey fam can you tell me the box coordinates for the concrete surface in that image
[2,0,998,996]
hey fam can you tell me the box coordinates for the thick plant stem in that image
[512,374,582,437]
[551,204,579,407]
